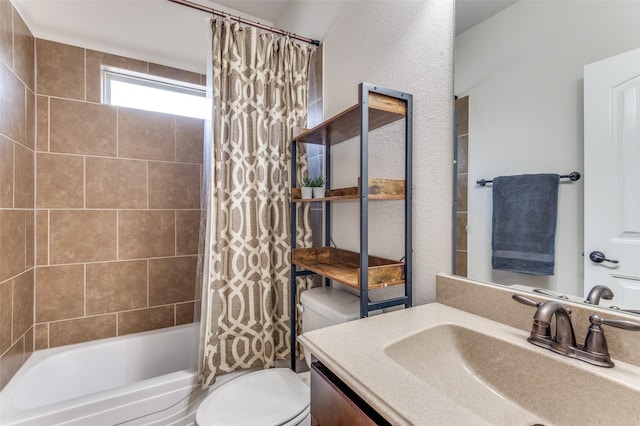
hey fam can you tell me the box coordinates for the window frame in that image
[101,66,206,118]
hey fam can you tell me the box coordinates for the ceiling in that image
[11,0,516,74]
[209,0,293,24]
[455,0,517,35]
[207,0,517,36]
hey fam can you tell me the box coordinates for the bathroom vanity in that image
[299,283,640,425]
[310,360,389,425]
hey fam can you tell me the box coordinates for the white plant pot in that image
[312,187,325,198]
[301,187,313,199]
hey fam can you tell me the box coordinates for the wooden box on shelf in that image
[291,178,405,202]
[292,247,405,290]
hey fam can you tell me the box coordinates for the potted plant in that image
[301,176,314,199]
[311,176,326,198]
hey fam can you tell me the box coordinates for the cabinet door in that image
[310,362,390,426]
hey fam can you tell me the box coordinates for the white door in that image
[584,48,640,309]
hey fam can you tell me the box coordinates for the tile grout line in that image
[12,134,15,208]
[10,277,14,345]
[33,147,203,165]
[147,260,150,308]
[47,96,50,153]
[10,4,14,72]
[83,48,87,102]
[116,209,119,261]
[116,107,119,159]
[47,209,50,266]
[39,302,192,327]
[83,263,87,317]
[22,253,197,269]
[24,210,27,271]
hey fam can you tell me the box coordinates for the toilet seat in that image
[196,368,310,426]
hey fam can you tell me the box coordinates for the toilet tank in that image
[299,287,363,333]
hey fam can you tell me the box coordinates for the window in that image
[102,67,207,119]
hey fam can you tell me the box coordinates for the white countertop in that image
[298,303,505,425]
[298,302,640,425]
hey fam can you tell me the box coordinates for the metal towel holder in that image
[476,171,581,187]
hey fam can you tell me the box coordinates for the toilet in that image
[195,286,366,426]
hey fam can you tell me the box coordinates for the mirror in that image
[453,0,640,313]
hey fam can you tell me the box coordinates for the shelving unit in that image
[289,83,412,370]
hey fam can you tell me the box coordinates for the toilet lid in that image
[196,368,310,426]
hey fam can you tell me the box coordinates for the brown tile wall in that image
[455,96,469,277]
[33,38,205,355]
[0,0,35,391]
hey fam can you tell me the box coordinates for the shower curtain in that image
[198,19,316,387]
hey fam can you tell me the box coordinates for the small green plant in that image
[301,176,326,187]
[312,176,326,187]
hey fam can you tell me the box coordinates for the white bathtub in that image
[0,323,248,426]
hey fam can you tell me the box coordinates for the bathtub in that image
[0,323,248,426]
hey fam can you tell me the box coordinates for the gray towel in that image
[491,174,559,275]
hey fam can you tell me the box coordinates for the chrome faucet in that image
[513,294,640,367]
[584,285,614,305]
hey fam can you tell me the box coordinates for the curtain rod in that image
[167,0,320,46]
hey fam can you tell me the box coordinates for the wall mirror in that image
[453,0,640,314]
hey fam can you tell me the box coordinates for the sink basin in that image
[384,323,640,425]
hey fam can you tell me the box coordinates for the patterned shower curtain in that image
[198,19,316,387]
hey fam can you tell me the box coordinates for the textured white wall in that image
[455,1,640,296]
[282,0,455,305]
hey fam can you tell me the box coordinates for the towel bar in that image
[477,171,580,187]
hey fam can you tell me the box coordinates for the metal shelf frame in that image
[289,83,413,371]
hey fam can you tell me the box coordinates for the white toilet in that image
[195,286,365,426]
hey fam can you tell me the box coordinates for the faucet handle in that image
[512,294,571,314]
[583,315,640,366]
[512,294,541,307]
[533,288,569,300]
[591,315,640,331]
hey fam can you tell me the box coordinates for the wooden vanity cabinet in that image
[310,361,391,426]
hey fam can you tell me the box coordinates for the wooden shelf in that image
[289,82,412,341]
[292,247,405,290]
[291,92,407,146]
[292,178,405,203]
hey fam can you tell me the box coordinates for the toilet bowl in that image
[195,368,310,426]
[195,287,366,426]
